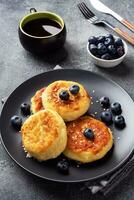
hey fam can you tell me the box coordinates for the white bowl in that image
[87,37,128,68]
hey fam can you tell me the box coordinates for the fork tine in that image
[78,3,93,19]
[77,3,90,19]
[81,2,95,18]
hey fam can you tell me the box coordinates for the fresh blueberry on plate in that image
[100,96,110,108]
[100,111,113,125]
[88,36,97,45]
[114,38,123,47]
[11,115,22,131]
[97,43,107,55]
[108,45,117,55]
[69,85,80,95]
[59,90,69,101]
[101,53,111,60]
[89,44,98,56]
[111,102,122,115]
[57,160,69,174]
[114,115,126,129]
[21,103,31,116]
[83,128,94,140]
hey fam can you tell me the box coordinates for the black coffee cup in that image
[18,8,66,54]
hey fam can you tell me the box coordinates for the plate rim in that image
[0,68,134,183]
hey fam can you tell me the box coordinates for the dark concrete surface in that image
[0,0,134,199]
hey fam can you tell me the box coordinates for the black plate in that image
[0,69,134,183]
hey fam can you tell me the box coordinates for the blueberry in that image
[101,53,111,60]
[21,103,31,116]
[114,38,123,47]
[97,43,107,55]
[108,45,117,55]
[89,44,98,56]
[88,36,97,45]
[114,115,126,129]
[57,160,69,174]
[111,102,122,115]
[100,96,110,108]
[97,43,103,48]
[117,46,124,51]
[11,115,22,131]
[117,50,124,58]
[69,85,80,95]
[100,111,113,125]
[105,37,113,47]
[117,46,124,57]
[106,34,114,41]
[83,128,94,140]
[97,36,105,43]
[59,90,69,101]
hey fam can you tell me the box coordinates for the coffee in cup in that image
[18,8,66,54]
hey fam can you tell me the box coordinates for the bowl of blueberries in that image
[87,34,127,68]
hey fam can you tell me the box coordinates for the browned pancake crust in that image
[31,87,45,113]
[47,81,90,108]
[21,109,67,161]
[66,116,112,155]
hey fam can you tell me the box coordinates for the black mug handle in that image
[30,8,37,13]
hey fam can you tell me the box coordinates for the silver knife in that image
[90,0,134,32]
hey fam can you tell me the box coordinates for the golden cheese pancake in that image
[31,87,45,113]
[64,116,113,163]
[21,109,67,161]
[42,81,91,122]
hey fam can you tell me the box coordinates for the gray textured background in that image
[0,0,134,199]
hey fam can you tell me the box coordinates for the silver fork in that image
[77,2,134,45]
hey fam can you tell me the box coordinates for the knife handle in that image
[114,27,134,45]
[122,19,134,32]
